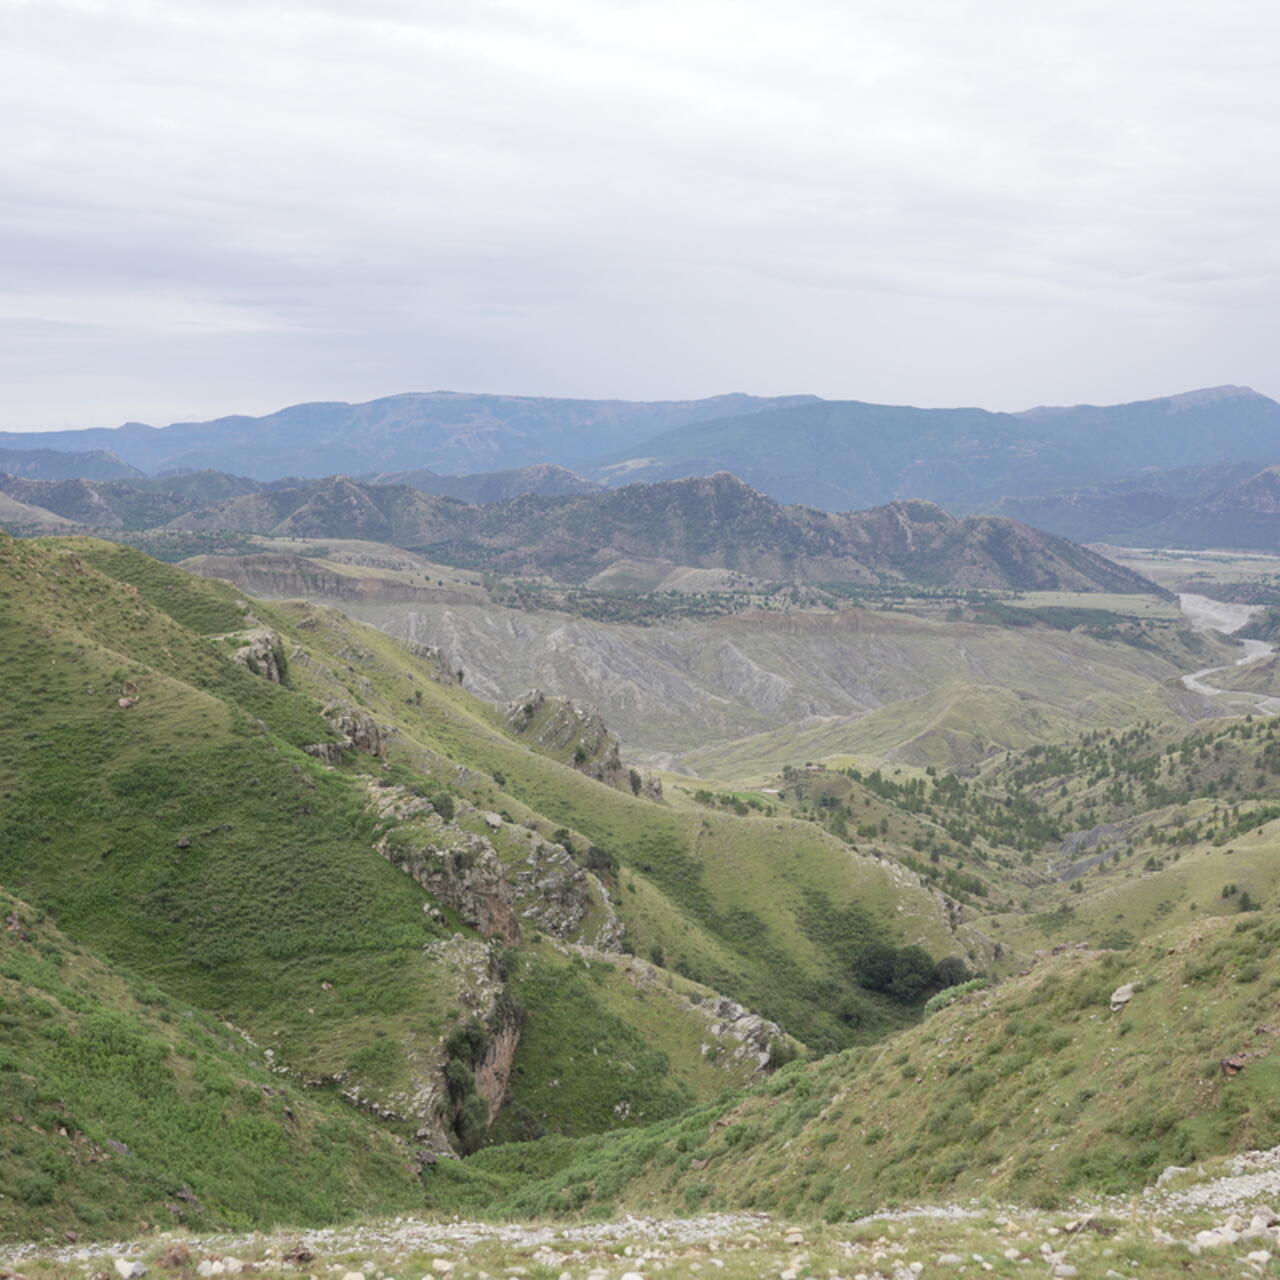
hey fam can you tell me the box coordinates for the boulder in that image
[1109,982,1137,1011]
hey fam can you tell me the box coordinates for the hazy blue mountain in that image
[587,385,1280,510]
[1138,465,1280,550]
[0,445,143,481]
[0,392,817,480]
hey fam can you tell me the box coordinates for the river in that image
[1178,592,1280,714]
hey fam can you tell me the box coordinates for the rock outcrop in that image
[230,628,288,683]
[369,787,521,945]
[503,690,662,798]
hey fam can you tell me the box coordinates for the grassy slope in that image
[0,534,985,1240]
[257,597,969,1052]
[0,890,419,1242]
[0,536,469,1120]
[431,911,1280,1218]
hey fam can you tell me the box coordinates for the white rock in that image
[115,1262,148,1280]
[1195,1230,1225,1248]
[433,1263,455,1274]
[1248,1250,1272,1266]
[938,1255,964,1266]
[620,1272,646,1280]
[341,1272,366,1280]
[196,1263,224,1278]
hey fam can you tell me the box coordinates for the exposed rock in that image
[474,1003,523,1124]
[511,841,597,940]
[1109,982,1136,1012]
[567,945,793,1076]
[503,689,660,798]
[380,825,520,945]
[303,702,389,762]
[230,627,288,683]
[325,702,387,756]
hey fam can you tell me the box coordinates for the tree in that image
[889,946,935,1003]
[933,955,971,990]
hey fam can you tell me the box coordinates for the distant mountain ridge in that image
[0,391,817,479]
[2,384,1276,548]
[0,445,142,482]
[162,471,1163,594]
[589,384,1280,510]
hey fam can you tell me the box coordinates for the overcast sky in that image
[3,0,1279,430]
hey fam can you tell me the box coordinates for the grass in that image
[431,911,1280,1219]
[0,890,420,1243]
[0,532,976,1237]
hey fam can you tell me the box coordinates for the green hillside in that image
[0,889,420,1240]
[432,911,1280,1218]
[0,532,984,1237]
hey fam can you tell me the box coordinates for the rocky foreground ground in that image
[6,1147,1280,1280]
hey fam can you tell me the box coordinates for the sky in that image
[2,0,1279,430]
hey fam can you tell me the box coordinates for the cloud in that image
[2,0,1279,426]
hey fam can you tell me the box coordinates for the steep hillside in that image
[0,492,73,531]
[0,475,195,529]
[1144,466,1280,551]
[0,890,421,1239]
[996,464,1280,551]
[433,912,1280,1217]
[0,532,989,1239]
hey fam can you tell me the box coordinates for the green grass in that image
[432,910,1280,1218]
[0,891,419,1242]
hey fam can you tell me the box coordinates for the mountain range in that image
[0,392,817,479]
[1,384,1279,555]
[0,470,1162,595]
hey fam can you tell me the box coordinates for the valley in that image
[1,410,1279,1270]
